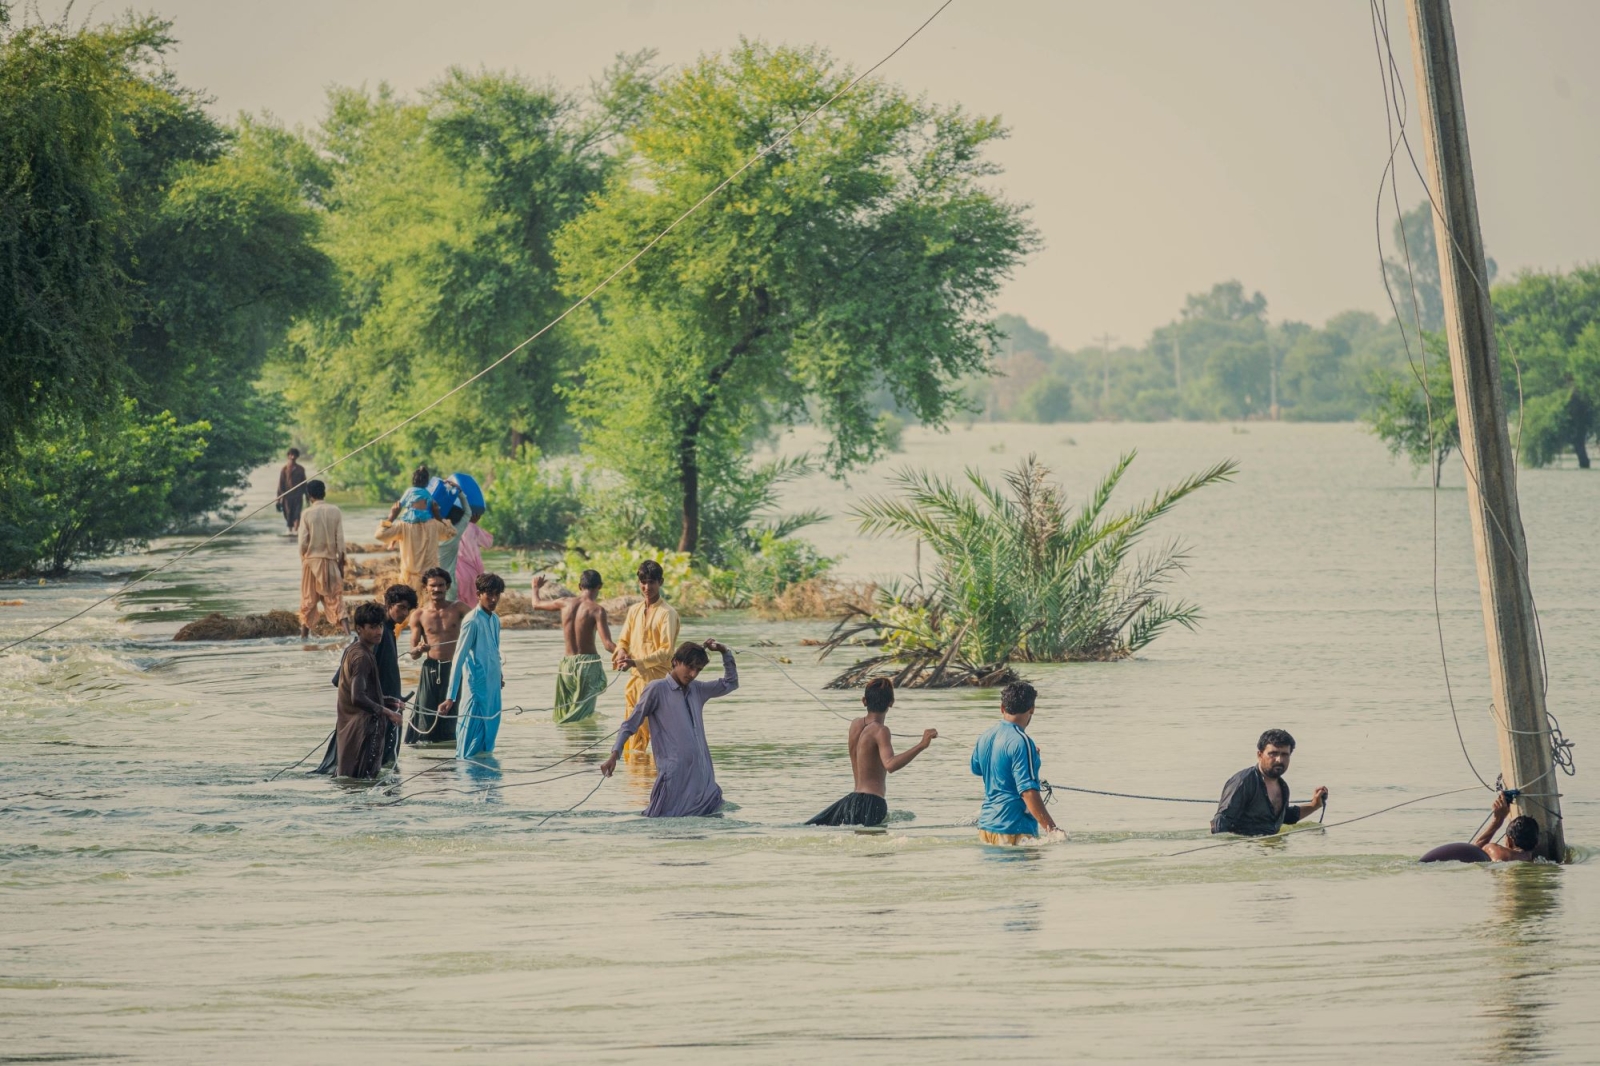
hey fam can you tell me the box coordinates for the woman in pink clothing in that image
[455,518,493,600]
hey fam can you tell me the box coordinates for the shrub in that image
[481,449,583,548]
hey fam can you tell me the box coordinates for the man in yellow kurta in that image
[612,559,680,757]
[375,514,457,593]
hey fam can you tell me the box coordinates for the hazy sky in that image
[34,0,1600,349]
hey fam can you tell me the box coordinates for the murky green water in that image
[3,423,1596,1063]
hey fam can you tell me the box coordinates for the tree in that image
[278,59,649,492]
[557,42,1037,554]
[1366,338,1458,486]
[1383,199,1496,335]
[1495,266,1600,468]
[1015,374,1074,423]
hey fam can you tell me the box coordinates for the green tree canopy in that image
[557,41,1037,554]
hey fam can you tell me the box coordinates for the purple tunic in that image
[611,649,738,817]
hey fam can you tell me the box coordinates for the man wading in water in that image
[612,560,680,757]
[530,570,615,724]
[1210,728,1328,836]
[807,678,936,827]
[331,602,404,780]
[408,567,470,744]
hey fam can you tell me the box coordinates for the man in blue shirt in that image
[970,681,1063,845]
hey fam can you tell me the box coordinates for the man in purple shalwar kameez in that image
[599,640,737,817]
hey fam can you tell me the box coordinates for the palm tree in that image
[822,451,1236,686]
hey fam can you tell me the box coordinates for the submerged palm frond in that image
[833,452,1236,682]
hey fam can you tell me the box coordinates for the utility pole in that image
[1094,333,1116,418]
[1406,0,1564,859]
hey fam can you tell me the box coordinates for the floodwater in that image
[2,422,1596,1063]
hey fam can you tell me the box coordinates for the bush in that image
[481,449,583,547]
[0,400,208,574]
[726,531,834,604]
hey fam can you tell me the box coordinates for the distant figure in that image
[439,572,506,760]
[969,681,1063,845]
[807,678,936,827]
[454,515,493,605]
[1211,728,1328,836]
[612,559,680,757]
[407,567,470,744]
[297,480,348,639]
[599,640,738,817]
[276,448,307,533]
[434,476,472,603]
[530,570,616,724]
[332,602,404,780]
[388,464,442,524]
[1423,791,1542,864]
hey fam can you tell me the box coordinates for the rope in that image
[0,0,957,659]
[1164,786,1479,858]
[1046,783,1212,805]
[380,766,600,806]
[732,645,925,740]
[266,729,335,782]
[538,776,607,826]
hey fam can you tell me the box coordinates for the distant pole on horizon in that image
[1405,0,1564,859]
[1094,333,1116,417]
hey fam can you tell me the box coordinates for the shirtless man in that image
[531,570,616,723]
[806,677,936,827]
[406,566,470,743]
[1471,790,1542,862]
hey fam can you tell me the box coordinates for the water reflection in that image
[1478,864,1562,1064]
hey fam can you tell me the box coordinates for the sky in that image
[30,0,1600,350]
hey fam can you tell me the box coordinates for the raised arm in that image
[876,728,937,774]
[690,642,738,700]
[1472,792,1512,849]
[528,574,565,612]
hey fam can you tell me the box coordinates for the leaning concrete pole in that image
[1405,0,1564,859]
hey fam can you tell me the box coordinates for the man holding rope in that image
[408,567,469,744]
[612,560,680,757]
[530,570,615,724]
[807,678,936,827]
[1210,729,1328,836]
[599,640,737,817]
[970,681,1064,845]
[439,572,506,759]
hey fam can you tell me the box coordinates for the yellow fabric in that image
[614,598,679,756]
[375,518,456,593]
[977,829,1037,847]
[298,500,345,561]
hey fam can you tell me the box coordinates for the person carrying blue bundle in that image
[970,681,1064,845]
[438,572,506,759]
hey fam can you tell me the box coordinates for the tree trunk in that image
[676,431,700,554]
[1575,436,1591,469]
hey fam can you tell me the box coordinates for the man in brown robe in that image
[335,602,404,780]
[276,448,308,533]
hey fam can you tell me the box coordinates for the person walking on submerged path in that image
[315,585,416,775]
[297,480,348,639]
[439,572,506,760]
[434,477,472,604]
[331,602,404,780]
[377,465,456,593]
[970,681,1064,846]
[807,678,936,827]
[599,641,738,817]
[530,570,615,724]
[407,567,470,744]
[276,448,307,534]
[612,560,680,757]
[1210,729,1328,836]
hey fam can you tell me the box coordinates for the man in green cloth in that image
[530,569,615,723]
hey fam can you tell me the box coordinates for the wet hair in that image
[305,479,326,500]
[1258,728,1296,753]
[637,559,665,584]
[862,677,895,713]
[411,465,430,488]
[671,642,710,669]
[475,572,505,595]
[384,584,418,609]
[578,569,602,591]
[1507,815,1540,851]
[287,447,300,458]
[1000,681,1037,716]
[422,566,452,589]
[353,602,386,629]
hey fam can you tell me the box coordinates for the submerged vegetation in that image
[820,453,1236,687]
